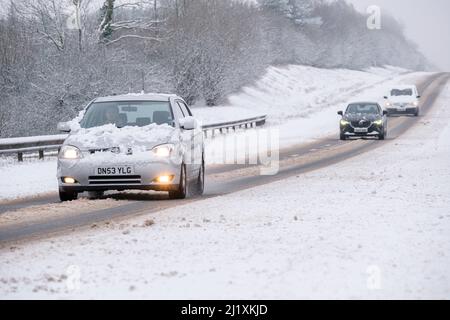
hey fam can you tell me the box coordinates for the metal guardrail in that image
[0,115,267,162]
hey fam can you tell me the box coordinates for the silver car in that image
[56,93,204,201]
[384,85,421,116]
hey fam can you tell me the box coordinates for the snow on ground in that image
[192,65,411,125]
[0,159,57,201]
[1,80,449,299]
[0,65,430,201]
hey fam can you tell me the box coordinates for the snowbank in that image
[0,159,57,201]
[192,65,413,125]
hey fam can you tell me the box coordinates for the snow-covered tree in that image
[99,0,115,42]
[259,0,317,26]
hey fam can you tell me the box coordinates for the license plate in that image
[397,107,406,112]
[354,128,368,133]
[96,166,134,175]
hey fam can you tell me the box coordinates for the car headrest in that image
[136,117,151,127]
[153,111,172,125]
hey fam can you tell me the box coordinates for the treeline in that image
[0,0,427,137]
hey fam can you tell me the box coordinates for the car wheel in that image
[193,160,205,196]
[414,108,420,117]
[59,189,78,202]
[169,164,187,200]
[340,133,347,141]
[379,132,385,140]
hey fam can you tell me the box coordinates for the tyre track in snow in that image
[0,73,448,244]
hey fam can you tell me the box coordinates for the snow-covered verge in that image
[192,65,411,124]
[0,65,430,201]
[1,80,448,299]
[0,159,57,201]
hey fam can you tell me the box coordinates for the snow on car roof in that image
[94,93,179,103]
[390,85,417,90]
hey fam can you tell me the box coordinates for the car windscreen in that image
[390,89,413,96]
[346,104,380,115]
[80,101,174,129]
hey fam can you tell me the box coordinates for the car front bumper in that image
[341,124,384,137]
[57,155,182,193]
[387,107,418,115]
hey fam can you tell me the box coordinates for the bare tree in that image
[15,0,68,51]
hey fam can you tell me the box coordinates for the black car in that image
[338,102,388,140]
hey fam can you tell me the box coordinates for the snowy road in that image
[0,73,448,244]
[0,74,449,299]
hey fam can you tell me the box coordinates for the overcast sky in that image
[348,0,450,71]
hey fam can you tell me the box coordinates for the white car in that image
[56,93,205,202]
[384,85,421,116]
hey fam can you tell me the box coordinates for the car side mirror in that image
[337,111,343,116]
[179,116,198,130]
[57,122,71,133]
[383,96,388,99]
[383,110,388,116]
[417,95,421,99]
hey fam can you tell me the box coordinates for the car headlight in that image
[152,144,174,157]
[340,120,350,126]
[59,145,82,159]
[374,120,383,126]
[385,102,391,107]
[412,101,419,107]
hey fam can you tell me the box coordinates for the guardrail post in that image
[39,150,44,160]
[18,152,23,162]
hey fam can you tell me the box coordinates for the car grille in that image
[351,120,372,128]
[89,148,112,154]
[88,175,142,185]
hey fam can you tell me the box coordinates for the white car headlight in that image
[152,144,175,157]
[412,101,419,107]
[59,145,82,159]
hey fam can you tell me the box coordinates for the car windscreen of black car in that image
[346,104,380,115]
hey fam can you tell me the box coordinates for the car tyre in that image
[340,133,347,141]
[193,159,205,196]
[414,108,420,117]
[379,132,385,140]
[59,189,78,202]
[169,164,187,200]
